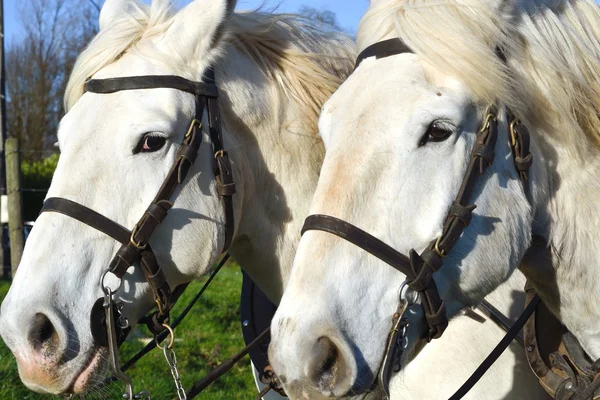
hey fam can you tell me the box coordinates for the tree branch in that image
[88,0,100,12]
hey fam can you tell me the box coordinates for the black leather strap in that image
[41,197,130,244]
[302,215,412,275]
[448,295,540,400]
[355,38,413,69]
[208,94,236,252]
[85,75,218,98]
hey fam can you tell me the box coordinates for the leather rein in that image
[301,38,535,399]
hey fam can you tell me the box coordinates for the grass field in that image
[0,263,257,399]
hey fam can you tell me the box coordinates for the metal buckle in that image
[509,119,520,148]
[479,112,496,133]
[155,297,166,316]
[434,237,447,258]
[214,149,225,159]
[130,225,147,250]
[185,119,202,140]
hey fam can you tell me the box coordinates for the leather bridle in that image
[301,38,534,398]
[39,70,237,398]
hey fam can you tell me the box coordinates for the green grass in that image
[0,263,257,399]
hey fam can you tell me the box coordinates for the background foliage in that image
[21,154,58,220]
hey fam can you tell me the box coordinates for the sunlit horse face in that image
[270,52,533,397]
[0,0,235,394]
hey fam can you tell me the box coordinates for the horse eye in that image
[418,121,454,147]
[139,134,167,153]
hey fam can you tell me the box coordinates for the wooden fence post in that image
[6,137,23,277]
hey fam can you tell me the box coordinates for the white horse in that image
[270,0,600,398]
[0,0,353,396]
[0,1,552,399]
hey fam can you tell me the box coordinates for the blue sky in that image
[4,0,368,43]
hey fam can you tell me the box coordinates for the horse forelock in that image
[65,0,355,137]
[357,0,600,156]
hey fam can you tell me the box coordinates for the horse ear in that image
[99,0,140,31]
[161,0,236,60]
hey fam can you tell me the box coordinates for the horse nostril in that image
[28,313,59,352]
[309,336,350,394]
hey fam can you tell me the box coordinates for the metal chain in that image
[161,326,187,400]
[163,345,186,400]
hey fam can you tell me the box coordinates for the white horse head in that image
[270,0,600,397]
[0,0,354,395]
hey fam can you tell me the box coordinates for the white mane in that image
[65,0,355,133]
[357,0,600,155]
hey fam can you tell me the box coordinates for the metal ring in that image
[162,324,175,349]
[398,281,409,301]
[399,280,419,308]
[100,270,123,296]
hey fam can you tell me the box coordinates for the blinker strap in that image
[302,214,412,275]
[85,75,219,98]
[40,197,131,245]
[355,38,413,69]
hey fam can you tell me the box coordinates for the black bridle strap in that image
[355,38,413,69]
[184,328,271,398]
[41,197,131,244]
[302,215,413,275]
[448,294,541,399]
[85,75,218,98]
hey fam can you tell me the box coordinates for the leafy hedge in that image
[21,154,58,221]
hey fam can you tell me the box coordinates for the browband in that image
[85,74,218,98]
[355,38,413,69]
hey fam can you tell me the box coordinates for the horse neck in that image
[217,51,325,304]
[531,133,600,359]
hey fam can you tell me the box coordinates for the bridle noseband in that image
[39,70,236,398]
[301,38,533,398]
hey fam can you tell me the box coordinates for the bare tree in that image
[298,6,348,33]
[6,0,98,160]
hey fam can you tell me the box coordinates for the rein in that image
[302,38,537,399]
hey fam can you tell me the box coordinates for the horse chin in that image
[70,346,109,394]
